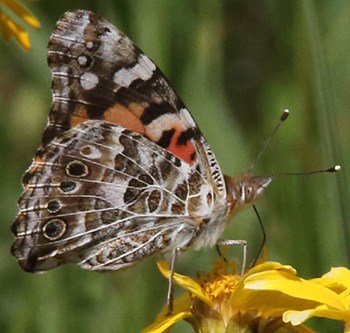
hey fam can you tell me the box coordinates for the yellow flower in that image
[142,256,321,333]
[0,0,40,50]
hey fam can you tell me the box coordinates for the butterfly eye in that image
[66,160,89,178]
[42,219,66,241]
[245,186,253,201]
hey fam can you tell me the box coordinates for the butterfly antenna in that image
[248,109,290,173]
[271,164,341,177]
[250,165,341,266]
[251,205,266,267]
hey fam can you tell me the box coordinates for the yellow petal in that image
[228,263,298,313]
[245,261,297,276]
[141,311,191,333]
[310,277,346,294]
[230,286,317,317]
[1,0,40,28]
[284,306,350,326]
[0,11,30,49]
[153,293,192,320]
[142,293,192,332]
[157,260,213,306]
[322,267,350,290]
[244,270,346,310]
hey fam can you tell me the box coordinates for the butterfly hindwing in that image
[12,121,215,271]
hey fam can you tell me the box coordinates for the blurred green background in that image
[0,0,348,332]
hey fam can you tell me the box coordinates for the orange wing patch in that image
[167,126,196,165]
[103,102,146,135]
[71,102,196,164]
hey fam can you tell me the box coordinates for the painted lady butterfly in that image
[11,10,271,272]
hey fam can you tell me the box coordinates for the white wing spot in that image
[80,72,99,90]
[179,108,196,127]
[85,41,94,50]
[113,54,156,87]
[78,55,88,66]
[146,113,184,141]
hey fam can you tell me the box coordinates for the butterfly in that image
[11,10,271,273]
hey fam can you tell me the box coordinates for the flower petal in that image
[0,10,30,49]
[154,293,193,319]
[284,306,350,326]
[322,267,350,290]
[245,261,297,276]
[141,311,191,333]
[310,277,346,294]
[157,260,213,306]
[1,0,40,28]
[244,270,346,310]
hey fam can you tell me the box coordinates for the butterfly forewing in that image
[48,11,194,163]
[47,10,226,197]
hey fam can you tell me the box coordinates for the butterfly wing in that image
[12,10,228,272]
[12,121,217,271]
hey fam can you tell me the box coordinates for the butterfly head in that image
[225,175,272,216]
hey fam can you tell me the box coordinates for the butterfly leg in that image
[216,239,247,275]
[215,243,228,262]
[166,247,180,315]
